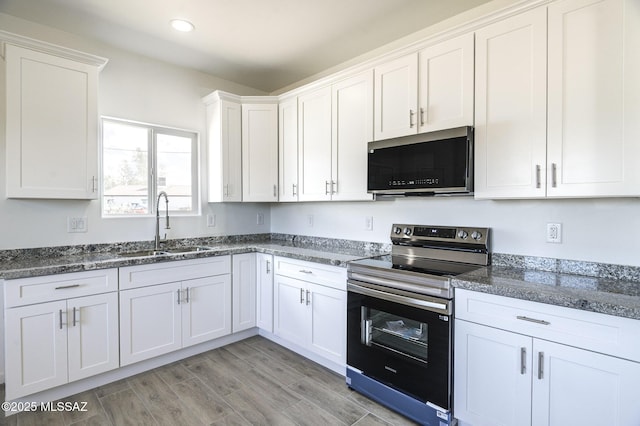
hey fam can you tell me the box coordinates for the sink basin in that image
[166,246,214,254]
[117,250,169,258]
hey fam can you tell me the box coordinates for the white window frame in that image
[101,117,200,217]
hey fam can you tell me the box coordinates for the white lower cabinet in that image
[273,257,347,367]
[256,253,274,332]
[119,257,232,366]
[4,270,119,400]
[454,289,640,426]
[232,253,257,332]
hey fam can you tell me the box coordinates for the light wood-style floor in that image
[0,336,418,426]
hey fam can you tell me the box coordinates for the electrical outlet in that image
[257,212,264,225]
[67,216,88,233]
[307,215,314,227]
[365,216,374,231]
[546,223,562,243]
[207,214,216,227]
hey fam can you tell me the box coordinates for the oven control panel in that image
[391,224,489,245]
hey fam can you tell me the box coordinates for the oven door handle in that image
[348,280,451,315]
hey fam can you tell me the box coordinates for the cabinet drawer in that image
[455,289,640,362]
[5,269,118,308]
[274,256,346,291]
[119,256,231,290]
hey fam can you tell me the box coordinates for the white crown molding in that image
[202,90,278,105]
[0,30,108,70]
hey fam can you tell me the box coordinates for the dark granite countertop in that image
[452,262,640,321]
[0,235,389,280]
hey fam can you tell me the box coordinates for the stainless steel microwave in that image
[367,126,473,196]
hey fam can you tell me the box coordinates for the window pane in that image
[102,121,150,215]
[157,133,193,212]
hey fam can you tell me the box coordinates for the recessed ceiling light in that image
[170,19,195,32]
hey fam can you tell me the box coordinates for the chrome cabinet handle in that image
[273,184,277,197]
[73,307,78,327]
[177,289,182,305]
[91,176,98,193]
[331,180,337,194]
[419,108,425,126]
[185,287,190,304]
[55,284,80,290]
[538,352,544,379]
[59,309,64,330]
[535,165,541,189]
[266,260,271,274]
[551,163,557,188]
[517,315,550,326]
[292,183,297,196]
[299,288,305,304]
[409,110,415,128]
[520,347,527,374]
[325,180,330,195]
[305,290,310,306]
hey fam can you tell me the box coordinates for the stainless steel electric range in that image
[346,224,490,426]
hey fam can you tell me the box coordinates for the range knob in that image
[457,230,468,239]
[471,231,483,240]
[394,226,402,235]
[404,227,412,236]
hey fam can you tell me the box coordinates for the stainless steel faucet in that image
[154,191,170,250]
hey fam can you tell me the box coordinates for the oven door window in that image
[364,308,429,364]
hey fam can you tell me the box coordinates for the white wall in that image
[0,13,271,249]
[271,197,640,267]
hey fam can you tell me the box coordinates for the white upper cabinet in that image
[298,86,333,201]
[546,0,640,197]
[418,33,474,133]
[373,34,474,141]
[278,97,299,202]
[205,92,242,202]
[476,0,640,199]
[373,54,418,140]
[331,71,374,201]
[242,102,278,202]
[474,7,548,199]
[4,43,107,199]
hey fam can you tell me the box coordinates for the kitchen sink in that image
[165,246,214,254]
[117,250,169,258]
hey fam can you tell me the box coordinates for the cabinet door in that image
[67,293,119,382]
[298,86,333,201]
[331,71,374,201]
[532,339,640,426]
[183,275,232,346]
[119,282,182,366]
[307,282,346,366]
[373,54,418,140]
[242,103,278,201]
[208,98,242,202]
[474,7,547,199]
[418,33,474,132]
[5,45,99,199]
[547,0,640,197]
[5,300,68,400]
[232,253,257,333]
[279,97,299,201]
[256,253,274,332]
[454,320,532,426]
[273,275,309,347]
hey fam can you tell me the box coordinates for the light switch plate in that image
[67,216,88,233]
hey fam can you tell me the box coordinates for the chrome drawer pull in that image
[299,270,313,274]
[55,284,81,290]
[516,315,550,326]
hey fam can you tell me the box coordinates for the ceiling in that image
[0,0,492,92]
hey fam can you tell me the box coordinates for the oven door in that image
[347,280,452,410]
